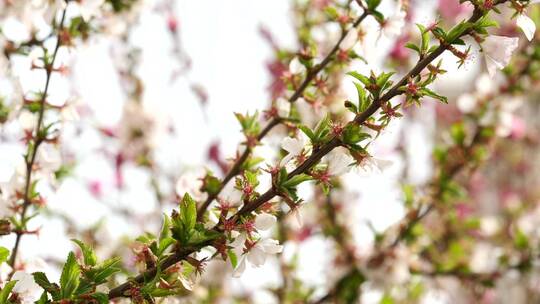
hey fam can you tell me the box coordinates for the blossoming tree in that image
[1,0,540,303]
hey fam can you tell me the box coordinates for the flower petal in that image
[232,256,247,278]
[247,245,266,266]
[254,213,277,231]
[517,14,536,41]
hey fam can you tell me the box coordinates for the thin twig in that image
[8,8,68,272]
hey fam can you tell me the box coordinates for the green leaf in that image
[202,173,221,196]
[33,272,60,298]
[0,247,9,264]
[335,269,365,303]
[450,123,466,146]
[405,42,420,54]
[344,100,358,114]
[380,293,395,304]
[353,82,369,112]
[91,292,109,304]
[446,21,472,43]
[189,228,221,245]
[0,280,17,303]
[375,72,395,89]
[228,250,238,268]
[366,0,382,10]
[35,291,49,304]
[347,71,370,87]
[59,252,81,299]
[71,240,97,267]
[245,170,259,187]
[242,156,264,170]
[298,125,315,141]
[156,215,174,256]
[159,215,171,241]
[342,124,371,145]
[281,174,313,188]
[421,88,448,103]
[234,111,260,136]
[313,114,331,143]
[416,23,429,54]
[515,229,529,250]
[86,257,121,285]
[324,6,339,19]
[180,193,197,233]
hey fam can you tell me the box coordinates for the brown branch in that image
[196,10,369,220]
[109,6,491,300]
[8,8,68,272]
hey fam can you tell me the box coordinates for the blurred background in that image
[1,0,540,303]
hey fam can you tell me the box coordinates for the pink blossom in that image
[438,0,472,21]
[510,116,527,140]
[389,34,410,62]
[88,180,103,198]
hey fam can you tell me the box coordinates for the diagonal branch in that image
[196,9,370,220]
[109,5,494,299]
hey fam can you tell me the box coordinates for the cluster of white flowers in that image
[230,212,283,277]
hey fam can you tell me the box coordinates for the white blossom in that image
[60,104,80,122]
[18,111,36,130]
[11,271,42,303]
[496,96,523,137]
[354,155,393,176]
[382,6,406,38]
[340,28,359,51]
[232,238,283,278]
[469,242,502,273]
[480,216,501,237]
[254,212,277,231]
[218,183,243,207]
[32,0,67,24]
[456,93,477,113]
[175,169,208,202]
[289,57,306,75]
[0,263,13,283]
[36,143,62,173]
[475,73,497,97]
[117,102,156,160]
[517,13,536,41]
[290,203,304,227]
[276,97,290,118]
[230,213,281,277]
[77,0,104,21]
[482,35,519,78]
[280,136,306,167]
[0,166,26,218]
[326,148,354,176]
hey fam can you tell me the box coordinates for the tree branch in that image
[196,10,370,220]
[8,8,68,272]
[109,6,490,300]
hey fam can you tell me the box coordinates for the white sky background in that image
[0,0,487,302]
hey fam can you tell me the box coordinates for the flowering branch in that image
[8,7,68,272]
[106,2,512,300]
[195,7,370,220]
